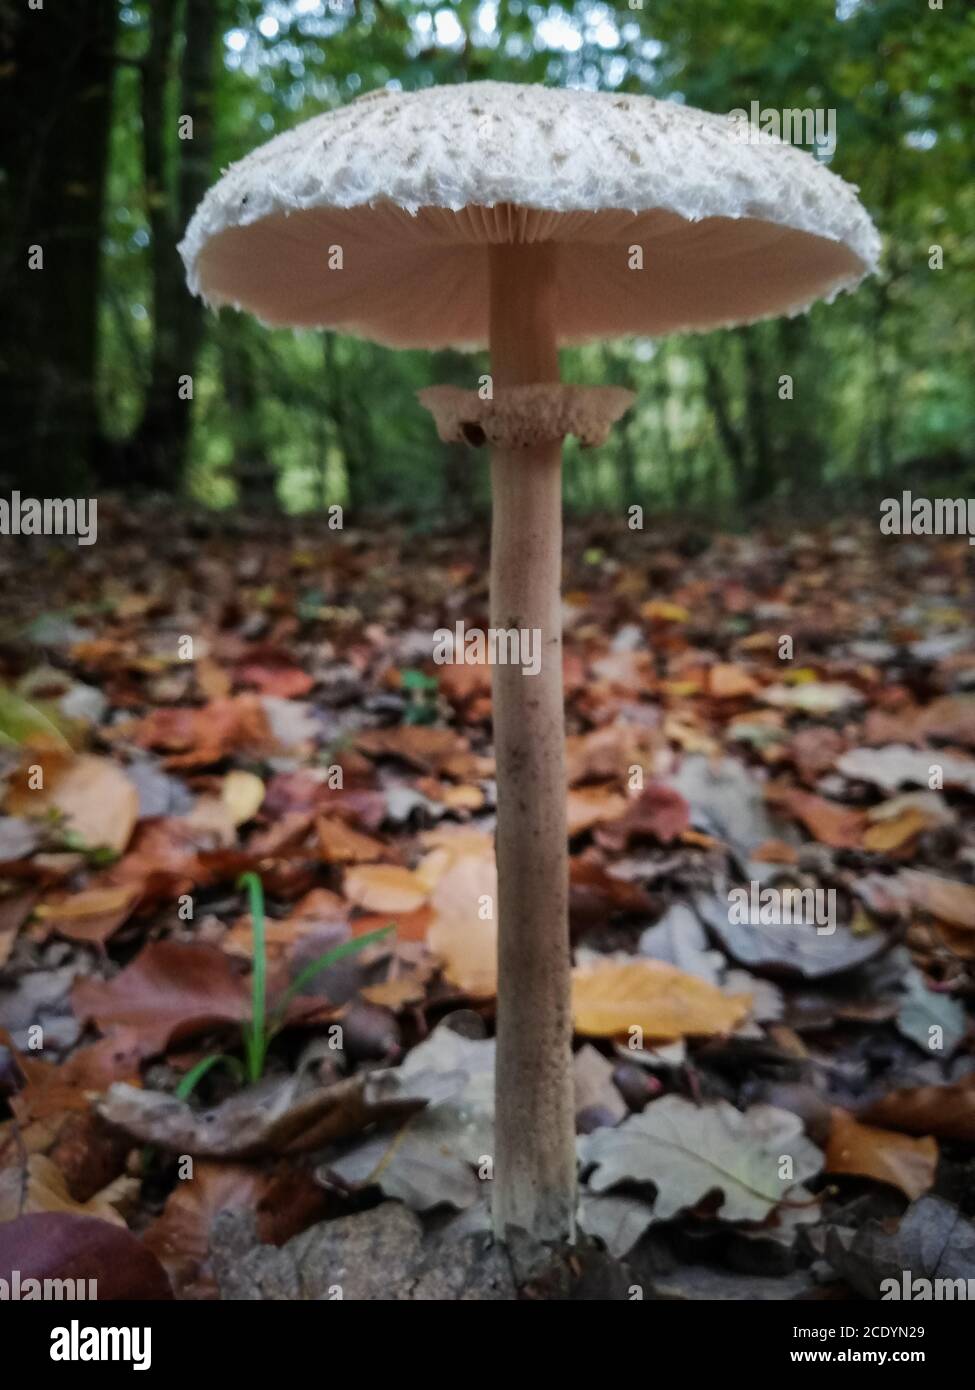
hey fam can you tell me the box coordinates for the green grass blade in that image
[174,1053,245,1101]
[237,871,268,1083]
[272,925,394,1028]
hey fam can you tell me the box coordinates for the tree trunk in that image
[127,0,219,488]
[0,0,119,491]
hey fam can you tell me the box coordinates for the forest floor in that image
[1,500,974,1300]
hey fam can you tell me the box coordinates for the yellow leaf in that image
[221,770,265,826]
[641,600,690,623]
[425,850,498,998]
[572,958,750,1041]
[343,863,429,914]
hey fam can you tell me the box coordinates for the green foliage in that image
[177,871,394,1097]
[96,0,973,511]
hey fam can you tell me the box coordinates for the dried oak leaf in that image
[0,1154,135,1225]
[97,1067,421,1160]
[579,1094,822,1222]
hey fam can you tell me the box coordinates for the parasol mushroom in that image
[180,81,879,1249]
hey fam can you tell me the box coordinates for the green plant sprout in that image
[175,871,393,1099]
[400,668,439,725]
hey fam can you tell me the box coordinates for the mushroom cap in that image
[180,81,880,350]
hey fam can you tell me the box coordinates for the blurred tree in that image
[0,0,119,490]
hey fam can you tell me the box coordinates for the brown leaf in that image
[773,787,865,849]
[920,695,975,748]
[594,784,690,851]
[352,906,433,944]
[98,1069,424,1160]
[569,858,656,929]
[237,662,313,698]
[35,883,142,946]
[899,871,975,930]
[316,815,385,864]
[825,1108,937,1200]
[223,887,348,964]
[0,1154,135,1224]
[860,1075,975,1143]
[566,784,628,837]
[355,725,473,776]
[0,890,38,968]
[708,663,759,699]
[13,1030,142,1122]
[132,695,270,769]
[143,1163,266,1299]
[72,942,250,1057]
[862,808,929,854]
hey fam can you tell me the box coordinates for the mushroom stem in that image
[488,241,576,1246]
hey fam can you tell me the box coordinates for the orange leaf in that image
[572,958,750,1041]
[825,1109,937,1200]
[342,863,429,914]
[316,815,385,865]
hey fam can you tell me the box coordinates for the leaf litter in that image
[2,512,975,1297]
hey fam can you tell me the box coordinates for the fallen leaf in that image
[355,726,473,776]
[320,1024,495,1212]
[72,942,250,1056]
[709,663,759,699]
[899,871,975,930]
[567,785,628,837]
[35,884,142,946]
[772,787,865,849]
[572,957,750,1041]
[6,754,138,854]
[0,1154,134,1225]
[861,1074,975,1143]
[426,848,498,998]
[221,770,265,826]
[579,1095,822,1221]
[896,967,967,1055]
[316,815,385,864]
[343,863,429,915]
[763,682,863,714]
[825,1109,937,1200]
[594,784,690,851]
[838,745,975,795]
[825,1195,975,1299]
[97,1068,420,1159]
